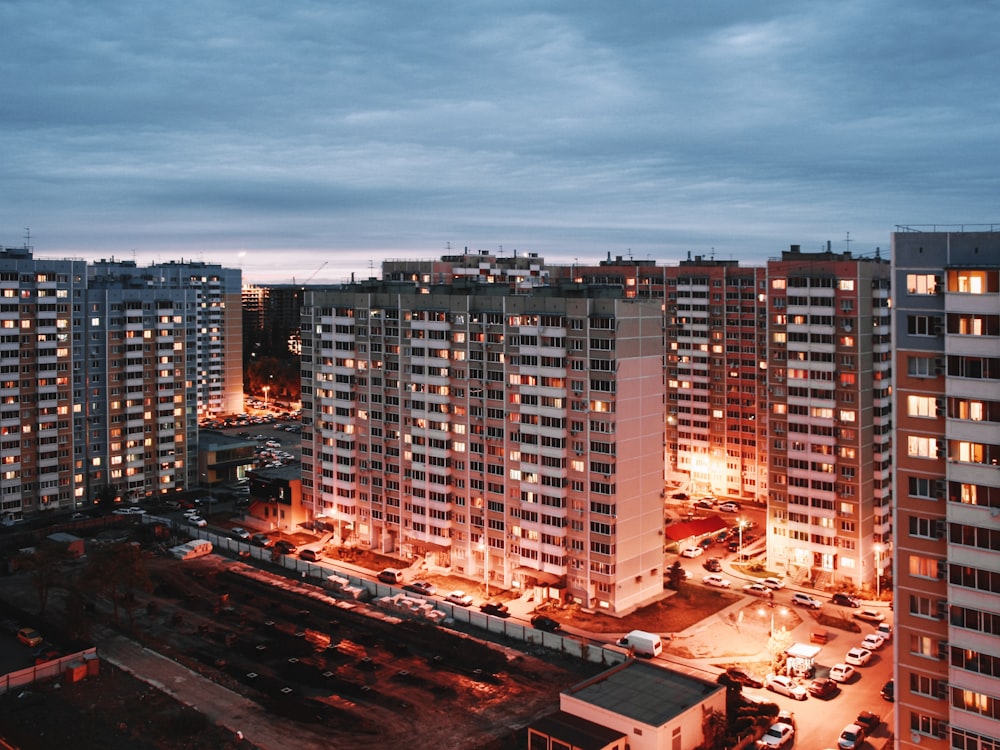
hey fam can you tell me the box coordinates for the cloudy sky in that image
[3,1,998,284]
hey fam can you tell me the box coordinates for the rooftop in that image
[564,659,723,727]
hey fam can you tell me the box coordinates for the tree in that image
[80,543,152,630]
[666,560,686,591]
[94,484,119,513]
[15,539,74,618]
[701,706,729,750]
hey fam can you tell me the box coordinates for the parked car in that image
[703,558,722,572]
[445,591,474,607]
[880,678,894,702]
[831,592,861,608]
[845,647,872,666]
[403,581,437,596]
[723,667,764,689]
[693,500,715,510]
[757,722,794,749]
[530,614,562,632]
[762,577,786,590]
[876,622,893,641]
[719,502,741,512]
[808,677,839,698]
[187,515,207,527]
[112,506,146,516]
[829,663,856,683]
[703,574,731,588]
[855,710,881,734]
[861,633,887,651]
[838,723,866,750]
[298,548,320,562]
[853,609,885,624]
[671,492,689,500]
[791,592,823,609]
[681,546,705,558]
[743,583,773,598]
[480,602,511,618]
[765,674,808,701]
[250,533,274,548]
[231,527,251,540]
[17,627,43,647]
[272,540,296,555]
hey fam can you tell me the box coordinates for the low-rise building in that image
[530,659,727,750]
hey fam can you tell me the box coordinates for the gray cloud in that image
[2,0,998,282]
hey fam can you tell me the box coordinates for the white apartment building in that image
[301,279,666,614]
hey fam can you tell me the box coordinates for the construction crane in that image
[295,261,327,285]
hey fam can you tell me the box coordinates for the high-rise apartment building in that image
[0,247,87,519]
[663,258,769,501]
[0,247,242,520]
[301,274,666,614]
[893,227,1000,749]
[765,246,892,591]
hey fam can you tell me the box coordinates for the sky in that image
[3,1,999,285]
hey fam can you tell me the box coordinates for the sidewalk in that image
[96,628,333,750]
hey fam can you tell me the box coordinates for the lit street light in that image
[738,518,747,561]
[263,384,270,411]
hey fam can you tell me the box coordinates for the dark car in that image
[530,615,562,632]
[403,581,437,596]
[855,711,881,734]
[808,677,839,699]
[273,540,296,555]
[880,679,894,702]
[480,602,511,618]
[693,500,715,509]
[703,558,722,572]
[723,667,763,689]
[251,533,274,548]
[832,592,861,608]
[671,492,689,500]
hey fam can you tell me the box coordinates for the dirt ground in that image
[0,549,601,750]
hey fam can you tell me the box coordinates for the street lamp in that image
[263,384,270,411]
[874,543,883,599]
[759,606,789,637]
[738,518,747,561]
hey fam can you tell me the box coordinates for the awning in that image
[514,566,564,587]
[407,538,452,552]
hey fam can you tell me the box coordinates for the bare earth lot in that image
[0,552,601,750]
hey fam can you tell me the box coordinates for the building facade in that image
[0,247,242,520]
[893,228,1000,749]
[765,246,892,591]
[301,276,666,614]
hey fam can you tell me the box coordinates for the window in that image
[907,435,939,458]
[908,554,942,580]
[907,395,939,418]
[907,315,940,336]
[906,273,939,295]
[907,356,938,377]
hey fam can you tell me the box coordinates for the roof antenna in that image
[845,231,853,254]
[23,227,32,250]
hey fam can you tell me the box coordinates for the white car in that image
[182,508,199,517]
[762,577,786,590]
[231,527,252,540]
[861,633,886,651]
[444,591,474,607]
[757,722,794,749]
[187,515,207,527]
[719,502,741,512]
[681,546,705,558]
[845,647,872,666]
[112,506,146,516]
[743,583,773,597]
[703,574,732,588]
[829,663,856,683]
[765,674,808,701]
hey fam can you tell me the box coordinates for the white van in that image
[377,568,405,585]
[617,630,663,658]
